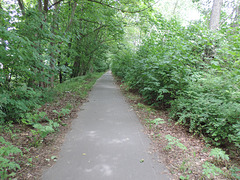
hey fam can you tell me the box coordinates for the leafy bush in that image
[0,137,22,179]
[0,85,42,123]
[209,148,229,163]
[111,49,135,79]
[170,73,240,147]
[112,13,240,148]
[202,161,223,179]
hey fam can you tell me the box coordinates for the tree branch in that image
[87,0,153,14]
[82,25,107,38]
[79,18,102,24]
[17,0,25,15]
[48,0,64,9]
[65,2,77,32]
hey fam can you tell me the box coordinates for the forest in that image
[0,0,240,179]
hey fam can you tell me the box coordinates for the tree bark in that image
[58,61,63,83]
[209,0,223,30]
[49,0,59,88]
[38,0,43,12]
[17,0,25,15]
[44,0,49,13]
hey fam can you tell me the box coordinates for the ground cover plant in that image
[116,78,240,179]
[0,72,103,179]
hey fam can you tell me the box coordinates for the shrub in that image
[0,84,42,123]
[170,73,240,147]
[0,137,22,179]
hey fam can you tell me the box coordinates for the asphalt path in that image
[42,71,170,180]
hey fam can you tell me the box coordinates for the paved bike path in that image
[42,71,170,180]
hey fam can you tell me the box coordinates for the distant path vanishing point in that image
[42,71,170,180]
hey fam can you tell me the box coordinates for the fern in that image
[209,148,229,162]
[148,118,165,125]
[202,161,223,179]
[165,135,187,151]
[0,137,22,179]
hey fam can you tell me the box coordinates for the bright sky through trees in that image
[154,0,201,25]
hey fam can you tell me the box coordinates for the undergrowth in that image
[117,77,240,179]
[0,72,104,179]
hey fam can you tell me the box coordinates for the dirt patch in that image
[114,78,240,180]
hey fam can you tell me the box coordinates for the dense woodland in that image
[112,0,240,149]
[0,0,240,179]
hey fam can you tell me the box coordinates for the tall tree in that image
[209,0,223,30]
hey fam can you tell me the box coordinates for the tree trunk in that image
[17,0,25,15]
[58,61,63,83]
[72,59,80,77]
[38,0,43,12]
[209,0,223,30]
[49,0,59,88]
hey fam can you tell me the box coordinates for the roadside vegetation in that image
[117,80,240,179]
[111,1,240,179]
[1,0,240,179]
[0,72,103,179]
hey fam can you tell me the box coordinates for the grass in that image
[56,72,104,98]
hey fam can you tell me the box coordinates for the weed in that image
[230,166,240,179]
[137,103,152,112]
[165,135,187,151]
[65,103,72,110]
[31,121,59,147]
[179,160,190,173]
[21,112,48,125]
[0,137,22,179]
[209,148,229,165]
[148,118,165,125]
[202,161,223,179]
[53,108,71,122]
[179,175,189,180]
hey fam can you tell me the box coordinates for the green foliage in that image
[0,137,22,179]
[56,72,104,98]
[0,85,43,123]
[53,108,71,122]
[21,112,47,125]
[31,120,59,147]
[179,175,190,180]
[112,11,240,148]
[1,0,129,124]
[202,161,223,179]
[170,73,240,147]
[209,148,229,163]
[147,118,165,125]
[230,166,240,179]
[165,135,187,151]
